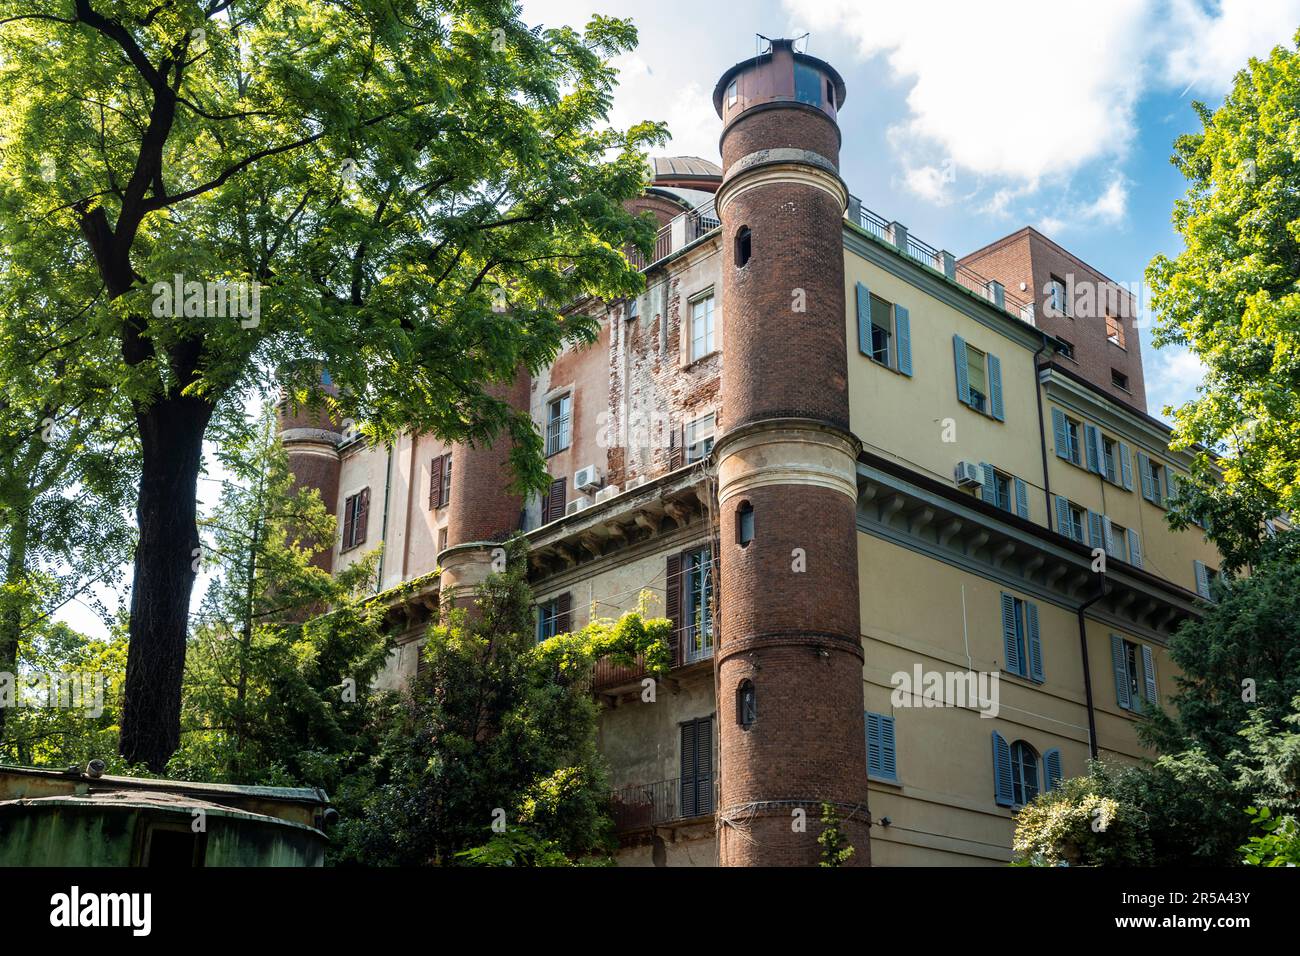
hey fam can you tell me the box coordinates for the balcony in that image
[609,776,717,832]
[627,198,720,272]
[592,622,714,693]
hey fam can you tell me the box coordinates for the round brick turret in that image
[712,39,871,866]
[277,373,345,572]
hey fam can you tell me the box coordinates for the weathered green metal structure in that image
[0,764,332,867]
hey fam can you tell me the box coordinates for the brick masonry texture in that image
[446,371,530,545]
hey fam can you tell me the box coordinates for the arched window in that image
[734,226,751,267]
[736,500,754,546]
[737,679,756,727]
[1010,741,1039,806]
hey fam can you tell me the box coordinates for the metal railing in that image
[609,776,718,831]
[626,198,720,272]
[592,623,714,692]
[849,196,1036,326]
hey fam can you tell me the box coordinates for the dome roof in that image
[648,156,722,192]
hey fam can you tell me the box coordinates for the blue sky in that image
[526,0,1300,420]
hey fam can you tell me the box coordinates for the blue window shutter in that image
[1052,409,1070,460]
[1163,467,1175,506]
[1087,510,1103,550]
[1111,633,1131,710]
[1014,477,1029,519]
[1102,515,1116,555]
[1001,592,1022,676]
[1085,424,1102,474]
[1194,560,1210,598]
[953,335,969,404]
[1138,452,1154,502]
[988,353,1004,421]
[1043,749,1063,791]
[1141,644,1157,704]
[856,283,871,356]
[880,715,897,780]
[980,462,997,505]
[993,731,1014,807]
[895,305,912,376]
[1119,442,1134,490]
[1053,495,1070,537]
[1026,601,1044,682]
[865,711,882,776]
[1128,528,1142,568]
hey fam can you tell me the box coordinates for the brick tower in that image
[277,372,345,573]
[712,39,871,866]
[437,372,531,612]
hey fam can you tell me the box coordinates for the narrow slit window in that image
[737,501,754,546]
[737,679,756,727]
[735,226,751,267]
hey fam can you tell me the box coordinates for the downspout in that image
[1033,341,1053,531]
[376,442,394,591]
[1076,578,1109,761]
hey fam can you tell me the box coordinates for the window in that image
[1106,314,1126,348]
[1068,503,1086,543]
[869,293,893,366]
[1047,275,1071,317]
[982,466,1028,518]
[737,680,756,728]
[726,80,737,107]
[734,226,751,267]
[341,488,370,551]
[680,716,714,818]
[866,711,898,782]
[1001,593,1043,682]
[1057,336,1075,360]
[859,285,913,376]
[685,412,715,463]
[794,62,822,106]
[430,452,452,509]
[1111,634,1156,713]
[536,593,570,642]
[684,547,714,663]
[1053,495,1086,543]
[966,344,987,413]
[1010,742,1040,806]
[1140,455,1165,505]
[991,471,1012,512]
[1194,560,1218,600]
[1051,409,1082,465]
[546,394,571,456]
[541,476,566,524]
[1109,522,1130,562]
[144,825,206,867]
[1111,368,1130,391]
[690,294,715,362]
[1102,436,1117,484]
[627,296,638,321]
[736,500,754,546]
[438,527,448,553]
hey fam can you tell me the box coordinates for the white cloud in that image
[606,55,721,162]
[1036,176,1129,235]
[1162,0,1300,94]
[785,0,1153,183]
[1143,341,1207,421]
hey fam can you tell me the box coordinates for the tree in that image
[334,540,671,866]
[0,1,663,769]
[168,405,392,789]
[1147,32,1300,571]
[1012,762,1154,867]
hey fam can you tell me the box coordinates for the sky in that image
[525,0,1300,418]
[54,0,1300,638]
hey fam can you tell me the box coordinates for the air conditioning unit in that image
[954,461,984,488]
[565,496,590,516]
[574,465,603,492]
[593,484,621,504]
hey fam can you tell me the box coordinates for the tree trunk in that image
[118,394,213,771]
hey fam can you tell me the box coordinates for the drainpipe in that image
[376,442,394,591]
[1033,343,1053,531]
[1076,577,1109,761]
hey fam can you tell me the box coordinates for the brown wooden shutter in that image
[355,487,370,544]
[556,592,572,634]
[440,453,453,507]
[341,495,356,550]
[665,552,683,659]
[679,721,697,817]
[544,476,566,523]
[429,456,443,509]
[668,423,683,470]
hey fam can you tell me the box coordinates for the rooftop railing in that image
[627,197,719,271]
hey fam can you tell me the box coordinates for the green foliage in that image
[168,406,392,790]
[1012,763,1154,866]
[1146,32,1300,569]
[1241,806,1300,866]
[817,802,855,867]
[333,539,671,865]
